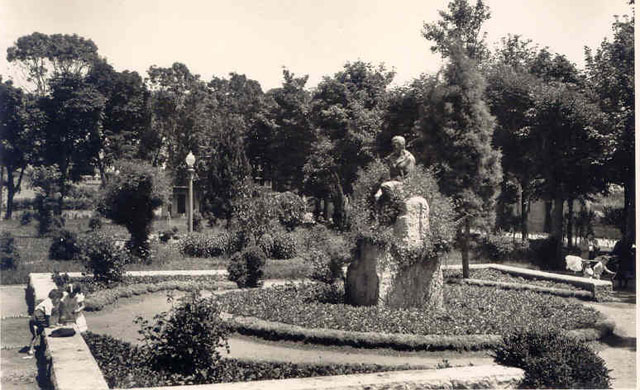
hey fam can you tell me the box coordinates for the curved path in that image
[85,291,493,368]
[583,290,636,390]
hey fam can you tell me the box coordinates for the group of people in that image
[25,282,86,358]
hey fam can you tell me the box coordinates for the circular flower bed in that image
[216,283,600,336]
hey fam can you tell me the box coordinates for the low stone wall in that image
[129,365,524,390]
[44,325,109,390]
[443,263,613,300]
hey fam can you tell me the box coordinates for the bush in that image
[227,245,266,288]
[303,249,344,284]
[79,233,129,284]
[528,238,559,270]
[256,233,275,257]
[88,215,102,231]
[179,232,231,257]
[602,206,625,234]
[0,232,20,270]
[136,293,230,380]
[20,211,33,226]
[49,229,81,260]
[474,232,530,262]
[271,232,297,259]
[98,160,170,260]
[276,192,306,231]
[231,188,279,243]
[494,329,611,389]
[51,271,71,288]
[350,160,456,266]
[84,332,406,388]
[158,227,179,243]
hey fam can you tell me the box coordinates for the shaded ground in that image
[0,286,50,390]
[584,289,636,390]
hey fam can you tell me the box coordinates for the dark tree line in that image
[1,0,634,269]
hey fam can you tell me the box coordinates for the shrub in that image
[528,238,559,270]
[88,215,102,231]
[231,188,279,243]
[494,329,611,389]
[350,160,456,266]
[79,232,129,284]
[98,160,170,260]
[135,293,230,380]
[49,229,81,260]
[474,233,530,262]
[602,206,625,234]
[227,245,266,288]
[271,232,297,259]
[20,211,33,226]
[191,210,203,232]
[179,232,231,257]
[276,192,306,231]
[0,232,20,270]
[51,271,71,288]
[257,233,275,257]
[158,227,179,243]
[304,249,344,284]
[34,194,65,236]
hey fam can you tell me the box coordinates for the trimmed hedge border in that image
[85,280,237,311]
[446,278,594,300]
[220,311,614,352]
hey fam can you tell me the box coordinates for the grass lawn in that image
[1,217,311,285]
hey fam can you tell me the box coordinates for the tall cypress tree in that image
[419,45,502,278]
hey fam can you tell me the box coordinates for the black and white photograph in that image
[0,0,635,389]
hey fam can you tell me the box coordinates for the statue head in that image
[391,136,406,153]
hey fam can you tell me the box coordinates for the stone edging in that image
[221,311,614,351]
[447,278,594,300]
[443,264,613,300]
[127,365,525,390]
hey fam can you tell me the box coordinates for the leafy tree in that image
[99,160,170,260]
[586,12,635,245]
[85,60,154,181]
[378,75,439,164]
[147,63,214,171]
[418,45,502,278]
[6,32,99,96]
[422,0,491,62]
[36,74,105,211]
[527,83,608,268]
[485,36,542,239]
[0,78,39,219]
[266,69,314,190]
[305,61,394,228]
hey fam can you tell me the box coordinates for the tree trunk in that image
[520,194,529,241]
[461,217,470,278]
[551,196,564,269]
[567,199,574,248]
[544,200,553,233]
[0,165,4,218]
[5,166,15,220]
[624,175,635,245]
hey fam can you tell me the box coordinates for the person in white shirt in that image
[26,289,63,357]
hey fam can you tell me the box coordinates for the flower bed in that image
[443,268,587,291]
[216,283,600,337]
[83,332,413,388]
[81,275,235,311]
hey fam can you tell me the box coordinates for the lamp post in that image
[186,151,196,233]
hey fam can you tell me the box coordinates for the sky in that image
[0,0,633,91]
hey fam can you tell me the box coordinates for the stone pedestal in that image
[346,196,443,309]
